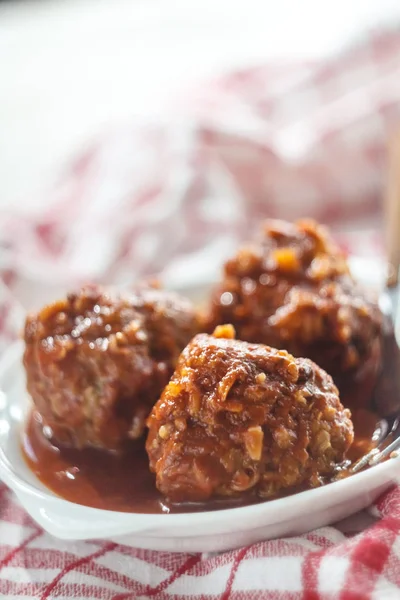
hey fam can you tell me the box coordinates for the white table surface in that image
[0,0,399,212]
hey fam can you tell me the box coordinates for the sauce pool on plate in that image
[21,407,379,514]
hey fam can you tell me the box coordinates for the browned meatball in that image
[146,325,353,502]
[205,219,382,405]
[23,284,199,451]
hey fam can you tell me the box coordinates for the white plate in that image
[0,258,398,553]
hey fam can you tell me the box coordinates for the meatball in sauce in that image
[23,284,199,451]
[206,219,382,407]
[146,325,354,503]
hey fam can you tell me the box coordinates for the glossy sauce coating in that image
[22,324,397,513]
[146,326,353,502]
[205,219,383,409]
[23,284,198,451]
[20,245,393,513]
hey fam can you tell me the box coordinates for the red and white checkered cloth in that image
[0,481,399,600]
[1,26,400,600]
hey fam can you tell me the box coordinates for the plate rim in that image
[0,352,398,531]
[0,256,396,534]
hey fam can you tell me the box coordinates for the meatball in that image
[23,284,199,450]
[146,324,353,502]
[205,219,382,404]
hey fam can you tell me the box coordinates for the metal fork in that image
[351,133,400,474]
[350,418,400,474]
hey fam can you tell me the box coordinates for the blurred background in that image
[1,0,400,206]
[1,0,400,312]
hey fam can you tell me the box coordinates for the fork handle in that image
[385,131,400,286]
